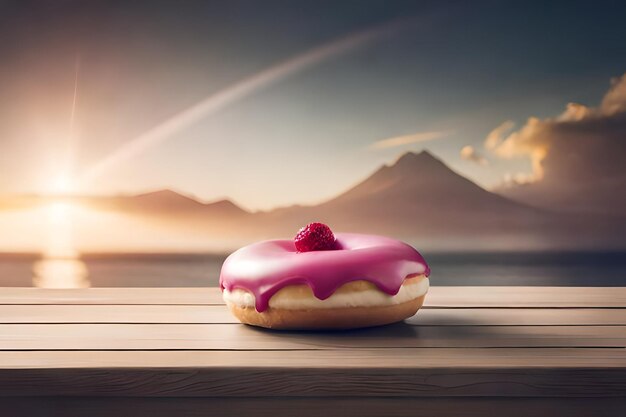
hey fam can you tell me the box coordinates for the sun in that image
[48,174,76,195]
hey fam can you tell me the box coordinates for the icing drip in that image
[219,233,430,312]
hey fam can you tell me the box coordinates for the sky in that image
[1,0,626,210]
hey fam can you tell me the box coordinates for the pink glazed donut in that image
[220,227,430,330]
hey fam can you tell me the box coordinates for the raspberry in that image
[294,222,337,252]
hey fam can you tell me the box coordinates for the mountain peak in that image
[325,150,457,203]
[393,150,440,167]
[387,150,447,175]
[137,189,188,198]
[207,198,249,214]
[129,189,206,212]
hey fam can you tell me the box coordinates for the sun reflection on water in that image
[32,201,90,288]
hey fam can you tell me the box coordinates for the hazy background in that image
[1,0,625,287]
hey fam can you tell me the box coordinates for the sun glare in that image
[32,258,89,288]
[32,201,90,288]
[45,201,76,258]
[48,174,76,195]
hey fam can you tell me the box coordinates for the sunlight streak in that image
[67,55,80,157]
[44,54,81,196]
[79,17,418,185]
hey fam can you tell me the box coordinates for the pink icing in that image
[219,233,430,312]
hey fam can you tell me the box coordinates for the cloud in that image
[601,75,626,114]
[369,130,451,150]
[486,73,626,186]
[460,145,488,165]
[485,120,515,151]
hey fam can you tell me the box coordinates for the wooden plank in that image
[2,287,626,307]
[0,364,625,398]
[409,308,626,326]
[0,288,223,305]
[1,305,626,325]
[2,349,626,369]
[3,397,626,417]
[426,286,626,308]
[0,323,625,349]
[0,305,235,324]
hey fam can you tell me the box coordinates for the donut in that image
[219,223,430,330]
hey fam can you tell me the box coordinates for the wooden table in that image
[0,287,625,416]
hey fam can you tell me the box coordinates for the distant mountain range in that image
[2,151,625,250]
[252,151,625,249]
[84,189,248,217]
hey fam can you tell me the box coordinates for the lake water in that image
[1,251,625,287]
